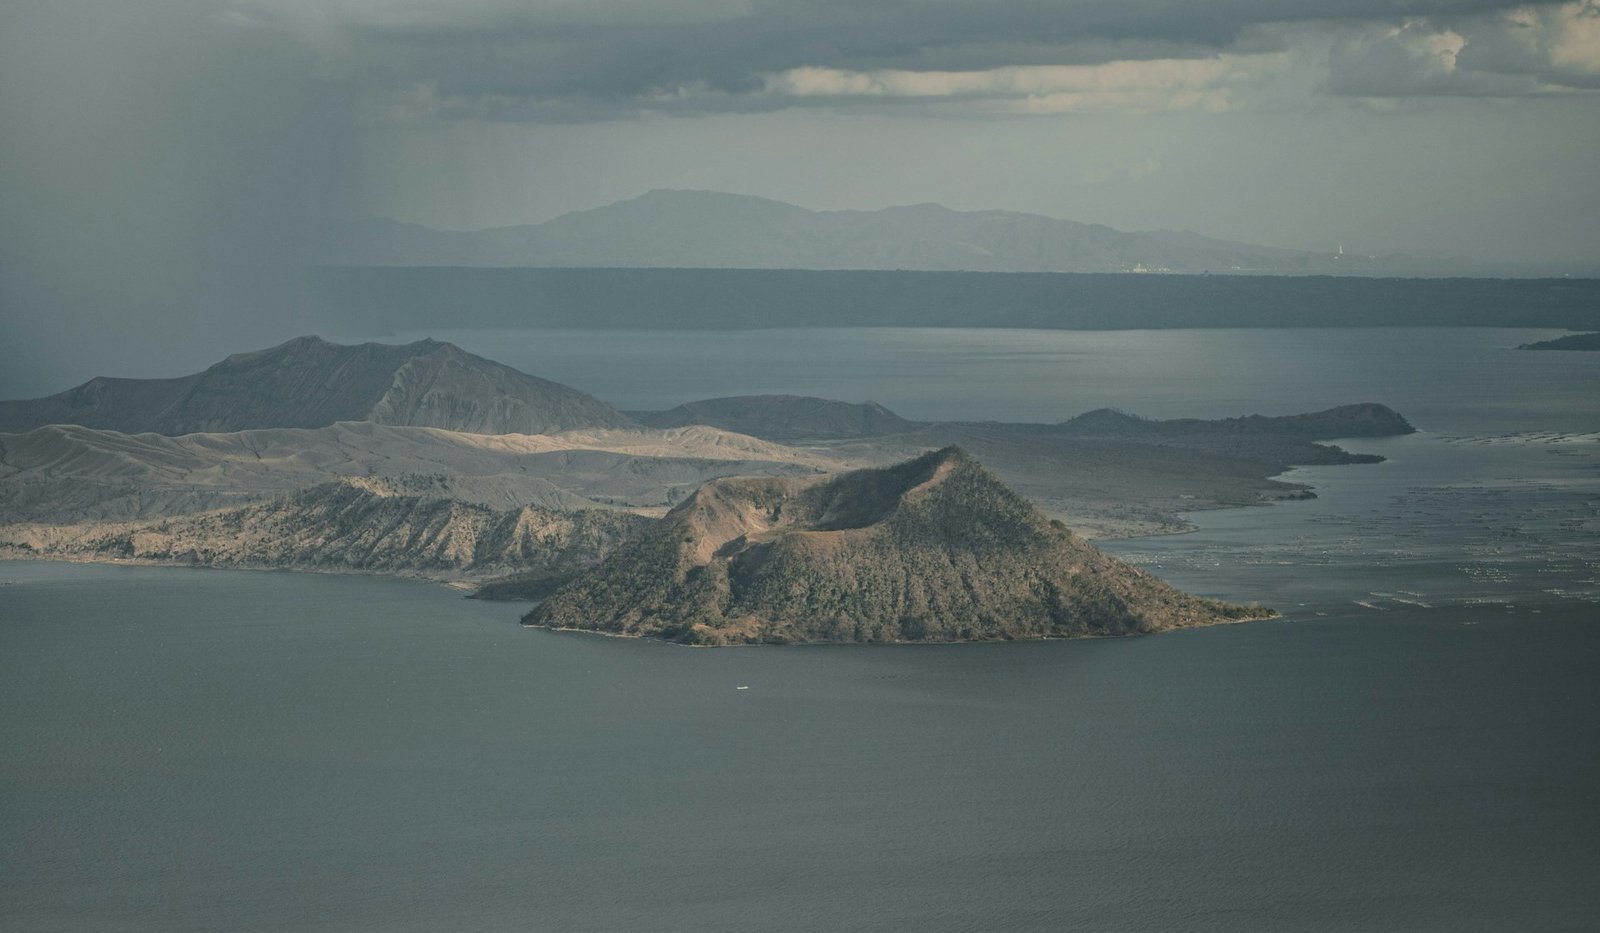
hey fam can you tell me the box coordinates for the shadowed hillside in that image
[526,448,1270,644]
[0,336,634,436]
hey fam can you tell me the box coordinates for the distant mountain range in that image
[0,336,634,436]
[316,189,1533,276]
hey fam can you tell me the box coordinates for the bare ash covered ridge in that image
[0,335,634,436]
[527,447,1271,645]
[0,478,648,589]
[0,420,843,525]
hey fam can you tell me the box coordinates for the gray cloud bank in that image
[220,0,1600,121]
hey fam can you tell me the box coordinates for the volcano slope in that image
[526,447,1270,644]
[0,335,634,436]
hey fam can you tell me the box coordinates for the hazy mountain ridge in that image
[319,189,1478,276]
[0,336,634,437]
[527,447,1269,644]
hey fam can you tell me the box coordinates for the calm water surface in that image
[3,563,1596,933]
[386,326,1596,433]
[4,327,1598,931]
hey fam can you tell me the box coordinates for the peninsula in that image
[1517,332,1600,351]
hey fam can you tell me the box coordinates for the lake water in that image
[3,327,1598,931]
[385,326,1596,433]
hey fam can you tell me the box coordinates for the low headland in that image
[1518,332,1600,351]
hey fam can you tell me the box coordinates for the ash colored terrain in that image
[527,448,1268,644]
[0,420,843,524]
[2,478,648,589]
[0,337,1415,640]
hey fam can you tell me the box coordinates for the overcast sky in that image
[2,0,1598,391]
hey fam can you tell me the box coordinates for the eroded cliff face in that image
[527,447,1271,644]
[0,479,652,584]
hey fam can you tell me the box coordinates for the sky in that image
[2,0,1598,393]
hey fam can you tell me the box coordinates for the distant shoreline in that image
[311,266,1600,334]
[1517,332,1600,351]
[524,611,1281,647]
[0,551,478,587]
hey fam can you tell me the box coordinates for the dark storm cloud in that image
[0,1,365,394]
[231,0,1591,120]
